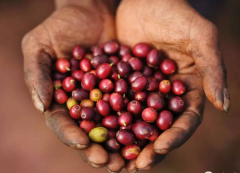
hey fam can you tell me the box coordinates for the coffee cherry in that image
[56,59,70,73]
[122,145,141,160]
[116,130,135,145]
[118,112,132,126]
[128,57,143,71]
[142,107,158,122]
[70,58,80,72]
[120,124,132,131]
[53,80,62,90]
[91,54,108,69]
[69,105,82,119]
[72,88,88,101]
[132,43,151,58]
[127,100,142,117]
[80,120,95,134]
[96,100,111,116]
[132,121,153,140]
[156,110,173,130]
[105,138,121,151]
[72,45,85,60]
[104,41,119,54]
[146,77,159,91]
[80,107,95,120]
[71,70,84,82]
[136,139,148,149]
[159,80,171,94]
[160,59,176,75]
[109,56,119,66]
[116,61,132,77]
[96,63,112,79]
[54,89,67,104]
[149,126,160,141]
[62,77,76,92]
[80,99,95,108]
[154,71,165,81]
[81,73,96,90]
[115,79,128,94]
[102,115,119,129]
[91,46,103,56]
[109,93,124,111]
[122,54,132,62]
[147,92,165,111]
[52,72,67,81]
[80,58,92,72]
[119,45,131,57]
[84,54,93,60]
[99,79,114,93]
[90,89,102,102]
[102,93,110,102]
[128,71,143,84]
[134,91,148,103]
[66,97,78,110]
[147,49,162,67]
[172,80,186,95]
[89,127,108,143]
[168,96,185,113]
[131,76,148,92]
[142,66,154,77]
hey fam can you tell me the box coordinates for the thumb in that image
[23,44,53,112]
[188,22,230,112]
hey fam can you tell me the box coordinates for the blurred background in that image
[0,0,239,173]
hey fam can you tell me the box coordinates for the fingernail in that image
[139,165,151,171]
[108,169,120,173]
[31,90,44,113]
[129,170,137,173]
[223,88,230,112]
[91,162,104,168]
[70,144,88,150]
[154,149,170,154]
[76,144,88,149]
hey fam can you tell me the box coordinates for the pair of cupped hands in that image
[22,0,230,172]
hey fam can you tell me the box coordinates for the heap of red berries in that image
[52,41,186,160]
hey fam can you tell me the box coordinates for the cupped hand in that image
[22,3,125,171]
[116,0,229,172]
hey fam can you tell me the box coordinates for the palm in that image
[116,0,210,170]
[23,5,123,171]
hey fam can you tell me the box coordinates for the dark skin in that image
[22,0,230,172]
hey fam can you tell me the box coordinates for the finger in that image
[107,153,125,173]
[154,88,205,154]
[78,143,109,168]
[125,159,137,173]
[188,22,230,112]
[136,143,166,171]
[44,103,89,149]
[24,49,53,113]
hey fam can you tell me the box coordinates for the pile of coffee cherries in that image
[52,41,186,160]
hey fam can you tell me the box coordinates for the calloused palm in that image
[116,0,229,171]
[22,4,125,172]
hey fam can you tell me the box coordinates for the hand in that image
[22,2,125,171]
[116,0,230,172]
